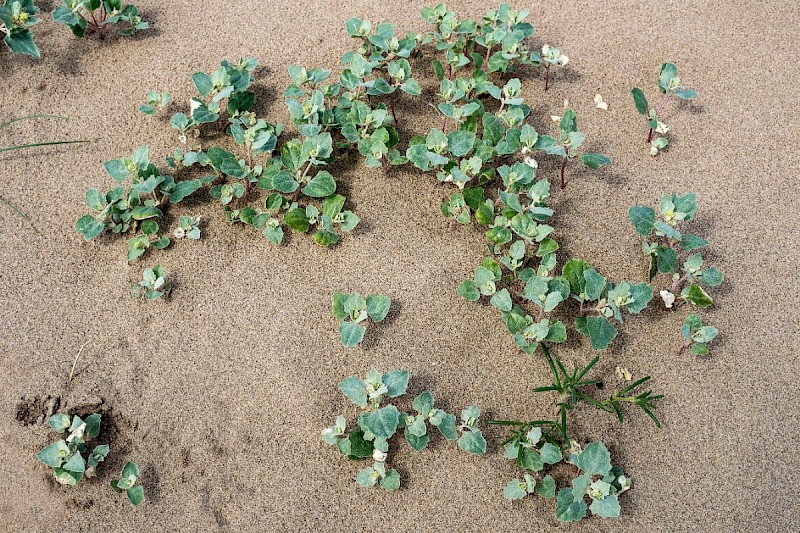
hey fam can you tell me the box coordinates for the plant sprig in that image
[0,0,40,58]
[323,369,486,491]
[332,292,391,347]
[36,413,109,486]
[631,62,697,156]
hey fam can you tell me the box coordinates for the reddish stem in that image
[544,64,551,91]
[560,158,567,189]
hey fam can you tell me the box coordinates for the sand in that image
[1,0,798,531]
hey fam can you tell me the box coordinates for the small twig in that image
[69,341,90,383]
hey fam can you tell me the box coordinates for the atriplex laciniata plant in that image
[131,264,171,300]
[680,314,718,356]
[491,344,661,521]
[110,461,144,506]
[629,193,723,352]
[36,413,110,486]
[323,370,486,491]
[631,63,697,156]
[332,292,391,347]
[283,16,423,173]
[0,0,39,58]
[54,0,148,38]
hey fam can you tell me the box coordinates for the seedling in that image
[131,264,171,300]
[0,0,40,58]
[323,369,485,491]
[54,0,148,38]
[36,413,110,486]
[541,44,568,91]
[110,461,144,505]
[536,109,611,189]
[138,91,170,115]
[631,63,697,155]
[679,314,718,355]
[332,292,391,347]
[628,193,723,314]
[173,215,200,240]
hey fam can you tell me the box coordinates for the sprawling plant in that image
[679,314,718,355]
[323,370,486,491]
[629,193,722,348]
[491,344,660,521]
[332,292,391,347]
[0,0,40,57]
[631,63,697,156]
[54,0,148,38]
[36,413,110,486]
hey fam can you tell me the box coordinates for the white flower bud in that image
[660,290,675,308]
[649,145,659,156]
[560,55,569,66]
[655,121,669,134]
[372,449,388,462]
[173,227,186,239]
[524,156,538,169]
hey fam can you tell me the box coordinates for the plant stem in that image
[484,45,492,64]
[0,140,89,153]
[671,274,688,294]
[560,158,567,189]
[389,99,398,125]
[544,64,551,91]
[0,194,41,234]
[68,341,90,383]
[647,93,671,143]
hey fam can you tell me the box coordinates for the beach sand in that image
[1,0,798,531]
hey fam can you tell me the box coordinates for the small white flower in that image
[655,121,669,134]
[372,449,388,462]
[550,115,561,123]
[173,227,186,239]
[189,99,201,114]
[560,55,569,66]
[594,94,608,110]
[524,156,538,168]
[649,145,659,156]
[660,290,675,308]
[542,44,552,55]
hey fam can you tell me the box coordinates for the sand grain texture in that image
[1,1,798,531]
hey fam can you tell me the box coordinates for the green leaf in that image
[332,292,349,321]
[127,485,144,506]
[48,414,71,433]
[4,30,40,59]
[562,259,589,295]
[447,130,476,157]
[680,234,709,252]
[380,469,401,491]
[458,280,480,302]
[340,322,366,347]
[412,392,434,416]
[284,208,310,233]
[404,427,430,451]
[656,246,678,274]
[697,267,724,287]
[521,448,544,472]
[631,87,648,115]
[586,316,618,350]
[627,283,653,314]
[457,429,487,454]
[356,467,377,487]
[490,288,513,312]
[540,442,563,464]
[583,269,606,301]
[673,88,697,99]
[503,479,527,500]
[576,442,612,476]
[301,171,336,198]
[684,284,713,308]
[382,370,409,398]
[337,376,367,407]
[580,153,611,170]
[537,475,556,498]
[313,230,340,246]
[628,206,655,236]
[75,215,105,240]
[63,452,85,473]
[436,413,458,440]
[360,405,400,439]
[84,413,101,439]
[169,180,202,203]
[366,294,391,322]
[344,429,374,459]
[192,72,214,97]
[659,62,679,93]
[590,494,621,518]
[556,488,588,522]
[36,440,69,468]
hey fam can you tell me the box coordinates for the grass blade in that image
[0,140,89,153]
[0,114,70,129]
